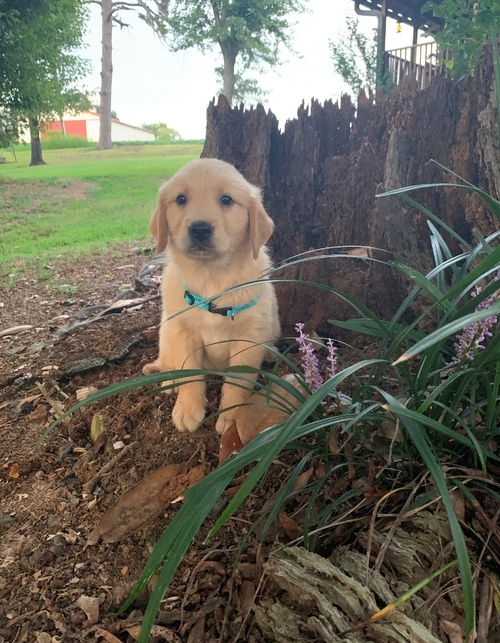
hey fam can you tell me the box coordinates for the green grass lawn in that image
[0,143,202,278]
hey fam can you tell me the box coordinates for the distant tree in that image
[88,0,169,151]
[423,0,500,76]
[0,111,19,151]
[164,0,307,105]
[215,64,269,105]
[329,14,378,97]
[0,0,90,165]
[141,122,181,141]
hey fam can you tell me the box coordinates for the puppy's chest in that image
[187,310,238,365]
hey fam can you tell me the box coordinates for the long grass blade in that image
[394,302,500,363]
[380,393,475,638]
[379,183,500,220]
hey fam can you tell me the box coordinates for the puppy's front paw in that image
[143,360,161,375]
[143,361,177,393]
[215,413,235,435]
[172,400,206,433]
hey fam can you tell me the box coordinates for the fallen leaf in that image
[87,463,181,544]
[94,627,122,643]
[440,619,463,643]
[450,489,465,522]
[219,374,305,464]
[329,476,349,497]
[75,594,99,626]
[158,465,206,504]
[8,464,20,479]
[126,625,179,640]
[279,512,302,540]
[292,468,313,491]
[328,427,341,454]
[76,386,98,401]
[186,616,205,643]
[90,414,105,443]
[87,463,206,544]
[225,484,241,499]
[218,422,243,464]
[239,579,256,613]
[15,395,41,412]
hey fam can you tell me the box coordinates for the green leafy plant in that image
[329,13,378,96]
[423,0,500,76]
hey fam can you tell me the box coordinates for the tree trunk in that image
[29,117,46,166]
[59,114,67,136]
[98,0,113,150]
[220,43,237,106]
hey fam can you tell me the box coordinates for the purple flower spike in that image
[295,322,324,392]
[326,338,339,379]
[448,272,500,368]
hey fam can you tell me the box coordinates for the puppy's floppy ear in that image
[149,189,169,253]
[249,192,274,260]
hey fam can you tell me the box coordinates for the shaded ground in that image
[0,245,498,642]
[0,245,290,642]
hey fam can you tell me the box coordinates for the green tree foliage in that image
[93,104,119,120]
[214,65,269,105]
[329,14,378,96]
[164,0,307,105]
[0,111,18,150]
[141,122,181,141]
[423,0,500,76]
[0,0,90,164]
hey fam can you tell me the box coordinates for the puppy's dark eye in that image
[220,194,233,207]
[176,194,187,205]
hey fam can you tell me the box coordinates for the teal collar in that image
[184,286,259,320]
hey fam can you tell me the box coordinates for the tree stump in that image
[203,48,500,339]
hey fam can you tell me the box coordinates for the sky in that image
[80,0,418,140]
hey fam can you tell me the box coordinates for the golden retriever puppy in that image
[143,158,280,434]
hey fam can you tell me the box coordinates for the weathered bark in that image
[29,117,46,166]
[98,0,113,150]
[59,114,67,137]
[220,43,238,105]
[202,46,500,337]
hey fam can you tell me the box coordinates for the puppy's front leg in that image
[143,314,174,376]
[170,330,207,433]
[215,342,267,435]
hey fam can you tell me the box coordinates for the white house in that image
[43,110,155,143]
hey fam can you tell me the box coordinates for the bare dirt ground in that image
[1,245,312,643]
[1,245,498,643]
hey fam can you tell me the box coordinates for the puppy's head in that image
[149,158,274,260]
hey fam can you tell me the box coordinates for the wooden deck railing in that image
[385,42,450,90]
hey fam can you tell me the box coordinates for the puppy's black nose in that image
[189,220,213,242]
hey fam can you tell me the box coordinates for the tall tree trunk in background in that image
[59,114,67,136]
[29,117,46,166]
[221,44,237,105]
[98,0,113,150]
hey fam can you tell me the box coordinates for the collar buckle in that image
[184,286,257,319]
